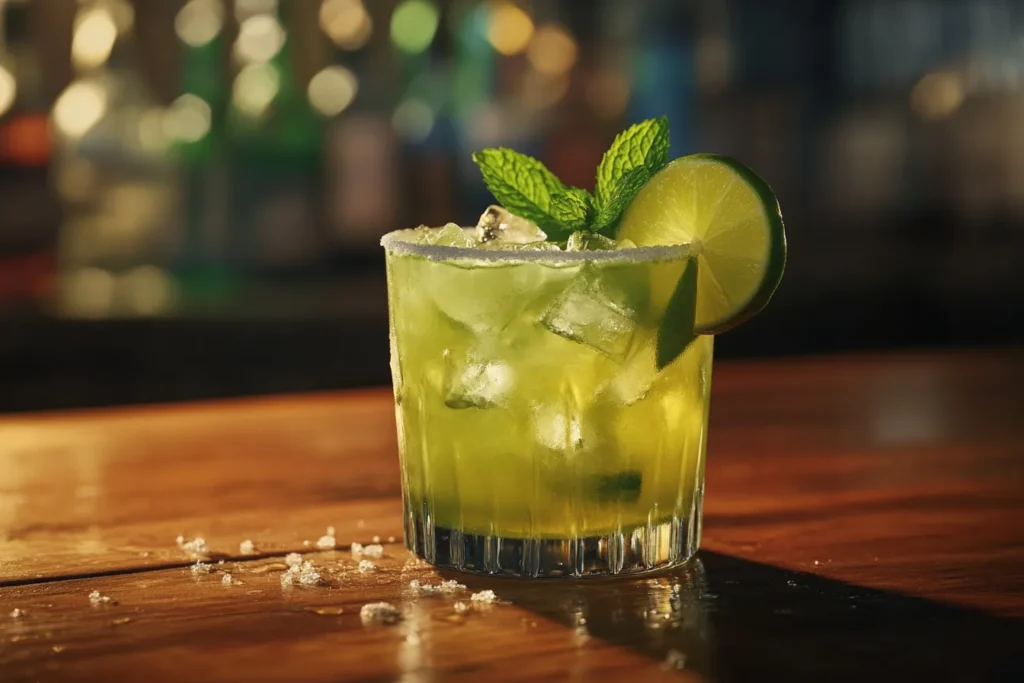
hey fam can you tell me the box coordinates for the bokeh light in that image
[527,24,577,76]
[307,65,359,117]
[390,0,439,55]
[234,14,286,65]
[164,94,213,143]
[487,2,534,56]
[104,0,135,34]
[392,97,435,143]
[523,69,569,110]
[53,80,108,138]
[234,0,278,22]
[120,266,176,316]
[319,0,373,51]
[136,107,168,153]
[59,268,115,319]
[72,7,118,70]
[911,71,965,121]
[233,63,280,118]
[0,64,16,118]
[175,0,224,47]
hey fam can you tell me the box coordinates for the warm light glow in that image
[60,267,115,319]
[120,266,175,316]
[234,0,278,22]
[72,7,118,70]
[136,107,168,153]
[390,0,439,54]
[586,68,631,119]
[234,14,286,65]
[233,63,280,118]
[523,69,569,109]
[320,0,373,50]
[307,65,358,117]
[0,65,16,117]
[911,71,965,120]
[105,0,135,34]
[487,2,534,56]
[53,80,108,138]
[392,97,435,142]
[175,0,224,47]
[164,94,212,142]
[527,24,577,76]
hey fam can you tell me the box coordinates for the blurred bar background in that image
[0,0,1021,412]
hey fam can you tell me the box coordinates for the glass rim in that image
[380,229,693,264]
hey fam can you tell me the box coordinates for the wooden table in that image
[1,350,1022,682]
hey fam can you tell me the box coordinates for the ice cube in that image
[443,348,515,409]
[426,260,536,333]
[476,206,547,245]
[425,223,477,247]
[566,231,618,251]
[607,340,661,405]
[534,405,585,451]
[540,267,644,360]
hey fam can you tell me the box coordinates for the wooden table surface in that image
[1,350,1022,682]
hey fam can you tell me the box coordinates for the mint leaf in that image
[592,166,650,236]
[551,187,592,230]
[594,116,670,211]
[472,148,568,237]
[656,258,698,369]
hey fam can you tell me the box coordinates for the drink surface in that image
[384,228,712,539]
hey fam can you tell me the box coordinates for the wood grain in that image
[1,350,1023,681]
[0,549,706,683]
[0,392,404,583]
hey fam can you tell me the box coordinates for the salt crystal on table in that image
[358,560,374,572]
[359,602,400,625]
[453,602,469,614]
[413,580,466,596]
[179,537,208,556]
[285,553,303,567]
[350,542,363,555]
[221,574,234,585]
[470,590,498,604]
[316,535,336,550]
[191,561,213,575]
[372,535,381,544]
[359,544,384,558]
[10,608,24,618]
[88,591,116,606]
[239,540,256,555]
[298,561,321,586]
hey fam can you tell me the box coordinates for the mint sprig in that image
[471,148,570,239]
[472,117,671,240]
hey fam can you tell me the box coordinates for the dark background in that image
[0,0,1021,413]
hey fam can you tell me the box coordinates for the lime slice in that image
[617,154,786,334]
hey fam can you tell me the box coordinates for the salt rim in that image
[381,228,693,265]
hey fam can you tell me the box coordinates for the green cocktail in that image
[383,119,785,577]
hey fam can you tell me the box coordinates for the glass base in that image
[403,500,701,578]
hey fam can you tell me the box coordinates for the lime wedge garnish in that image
[616,154,786,334]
